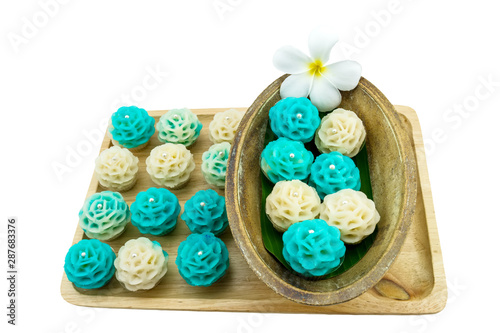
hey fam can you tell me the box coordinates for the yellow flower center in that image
[308,60,326,76]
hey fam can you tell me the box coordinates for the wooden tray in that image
[61,106,447,314]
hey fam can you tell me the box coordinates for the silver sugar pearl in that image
[296,113,303,119]
[225,116,230,120]
[172,114,180,120]
[198,251,203,256]
[162,153,167,158]
[132,253,137,258]
[308,230,315,234]
[124,115,129,119]
[331,129,337,134]
[218,151,225,158]
[292,192,299,197]
[81,252,86,257]
[289,153,295,159]
[342,200,348,205]
[200,202,206,207]
[97,204,103,209]
[329,164,335,170]
[149,198,155,203]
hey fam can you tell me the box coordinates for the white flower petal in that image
[280,72,314,99]
[308,26,339,63]
[323,60,362,91]
[309,75,342,112]
[273,46,311,74]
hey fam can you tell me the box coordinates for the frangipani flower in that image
[273,27,362,112]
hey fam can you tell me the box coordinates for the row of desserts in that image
[95,143,231,191]
[95,107,244,191]
[79,188,228,240]
[261,97,380,278]
[66,187,231,290]
[65,233,229,291]
[108,106,242,150]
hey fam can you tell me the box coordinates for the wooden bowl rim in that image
[226,75,417,305]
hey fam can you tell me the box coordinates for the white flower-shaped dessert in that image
[146,143,196,189]
[114,237,168,291]
[265,179,321,232]
[315,108,366,157]
[320,189,380,244]
[273,26,362,112]
[95,146,139,192]
[208,109,245,144]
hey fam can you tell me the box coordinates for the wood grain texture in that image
[61,106,446,314]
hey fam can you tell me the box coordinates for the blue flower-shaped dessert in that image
[260,137,314,183]
[109,106,155,149]
[79,191,131,240]
[181,189,228,235]
[64,239,116,289]
[269,97,321,143]
[201,142,231,188]
[156,108,203,147]
[176,233,229,287]
[308,152,361,199]
[283,219,345,277]
[130,188,181,236]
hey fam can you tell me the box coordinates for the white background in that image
[1,0,499,332]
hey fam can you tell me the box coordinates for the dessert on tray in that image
[176,232,229,287]
[114,237,168,291]
[201,142,230,188]
[78,191,130,241]
[181,189,228,235]
[64,239,116,290]
[208,108,244,144]
[95,146,139,192]
[130,187,181,236]
[146,143,196,189]
[107,106,155,151]
[156,108,203,147]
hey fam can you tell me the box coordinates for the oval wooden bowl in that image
[226,75,418,306]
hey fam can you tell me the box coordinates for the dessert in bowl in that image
[226,74,417,305]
